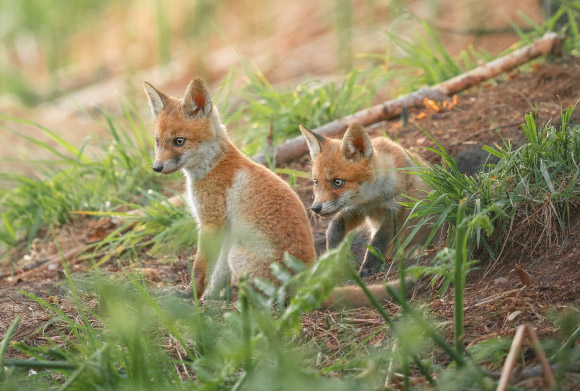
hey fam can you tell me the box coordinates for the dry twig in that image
[4,245,89,285]
[496,323,556,390]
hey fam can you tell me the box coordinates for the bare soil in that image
[2,57,580,388]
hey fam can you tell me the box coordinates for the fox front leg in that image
[359,219,394,277]
[179,246,208,299]
[326,209,365,250]
[183,226,227,300]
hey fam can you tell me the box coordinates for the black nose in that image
[152,164,163,173]
[311,203,322,214]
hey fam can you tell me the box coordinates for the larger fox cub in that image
[144,78,408,307]
[299,123,435,276]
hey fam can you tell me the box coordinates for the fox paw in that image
[359,261,382,277]
[159,286,193,299]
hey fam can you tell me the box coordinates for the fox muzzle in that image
[152,162,163,173]
[311,203,322,214]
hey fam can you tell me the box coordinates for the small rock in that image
[507,311,522,321]
[316,352,323,365]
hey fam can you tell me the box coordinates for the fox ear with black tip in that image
[341,123,373,161]
[299,125,325,159]
[143,82,170,120]
[182,78,213,119]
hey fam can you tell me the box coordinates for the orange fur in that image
[300,123,438,276]
[145,78,315,300]
[144,79,407,308]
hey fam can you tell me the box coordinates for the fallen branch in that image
[5,244,89,285]
[253,32,564,166]
[496,323,555,390]
[464,286,526,311]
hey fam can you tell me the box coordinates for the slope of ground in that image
[1,57,580,389]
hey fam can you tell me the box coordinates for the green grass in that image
[511,0,580,56]
[0,107,189,261]
[0,240,389,391]
[404,105,580,301]
[366,17,493,94]
[2,228,578,390]
[233,67,381,156]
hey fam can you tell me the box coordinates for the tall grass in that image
[372,17,493,93]
[511,0,580,56]
[235,67,380,155]
[0,240,381,390]
[0,108,180,260]
[406,106,580,293]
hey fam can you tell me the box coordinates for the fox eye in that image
[313,178,318,187]
[154,138,159,147]
[332,178,345,189]
[173,137,186,147]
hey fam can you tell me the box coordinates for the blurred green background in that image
[0,0,548,173]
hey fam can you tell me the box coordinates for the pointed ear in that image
[299,125,324,158]
[341,123,373,161]
[182,78,212,118]
[143,82,168,119]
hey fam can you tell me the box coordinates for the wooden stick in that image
[496,323,557,390]
[485,362,580,381]
[464,286,526,311]
[497,324,527,391]
[253,32,563,166]
[524,324,555,388]
[5,244,89,285]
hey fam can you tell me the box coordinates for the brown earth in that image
[2,57,580,388]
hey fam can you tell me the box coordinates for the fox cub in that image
[299,123,435,276]
[144,78,409,307]
[143,78,316,301]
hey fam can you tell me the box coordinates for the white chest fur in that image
[183,169,201,224]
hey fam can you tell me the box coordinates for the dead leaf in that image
[514,264,532,286]
[507,310,522,321]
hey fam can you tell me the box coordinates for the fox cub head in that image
[143,78,224,175]
[299,123,375,216]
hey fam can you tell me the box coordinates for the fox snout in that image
[311,201,341,216]
[311,196,349,217]
[152,157,180,174]
[311,203,322,214]
[152,162,163,173]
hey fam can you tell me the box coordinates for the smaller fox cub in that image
[299,123,435,276]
